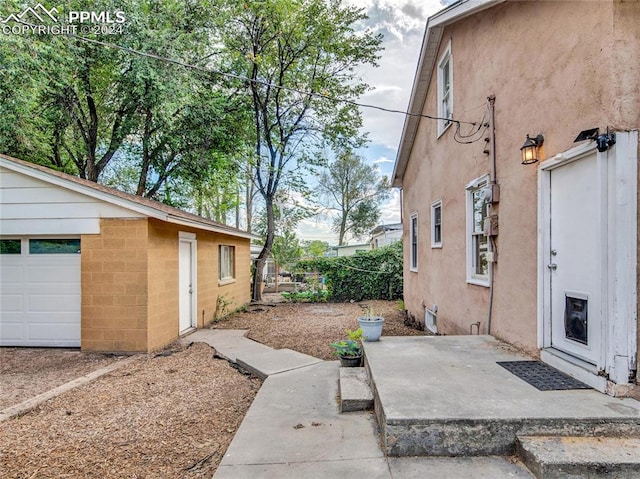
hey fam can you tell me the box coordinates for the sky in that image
[297,0,447,244]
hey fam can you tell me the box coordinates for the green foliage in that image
[303,240,329,258]
[296,241,403,302]
[281,290,329,303]
[317,150,390,245]
[329,328,364,358]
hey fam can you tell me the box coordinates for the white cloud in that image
[373,156,394,164]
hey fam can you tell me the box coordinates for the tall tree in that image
[220,0,382,300]
[318,150,390,245]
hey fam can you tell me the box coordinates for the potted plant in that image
[329,328,364,367]
[357,307,384,341]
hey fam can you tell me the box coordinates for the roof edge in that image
[392,0,505,188]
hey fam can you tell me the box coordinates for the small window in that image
[466,177,490,286]
[29,239,80,254]
[410,213,418,271]
[219,245,235,281]
[431,200,442,248]
[437,40,453,137]
[0,239,22,254]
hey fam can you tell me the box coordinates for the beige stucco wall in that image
[82,218,252,353]
[402,0,639,355]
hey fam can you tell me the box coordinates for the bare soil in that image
[0,298,422,477]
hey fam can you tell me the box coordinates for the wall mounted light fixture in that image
[520,133,544,165]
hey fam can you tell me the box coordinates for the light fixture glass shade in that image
[520,134,543,165]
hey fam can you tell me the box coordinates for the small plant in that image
[396,298,405,311]
[329,328,364,358]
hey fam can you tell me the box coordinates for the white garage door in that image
[0,238,81,347]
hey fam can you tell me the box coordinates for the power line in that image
[56,32,480,127]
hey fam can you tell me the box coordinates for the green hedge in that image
[295,241,403,302]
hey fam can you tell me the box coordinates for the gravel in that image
[0,298,423,477]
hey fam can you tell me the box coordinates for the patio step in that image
[516,435,640,478]
[339,367,373,412]
[363,336,640,457]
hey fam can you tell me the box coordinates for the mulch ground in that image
[0,299,423,477]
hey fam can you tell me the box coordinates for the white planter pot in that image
[357,316,384,341]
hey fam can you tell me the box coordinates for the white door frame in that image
[178,232,197,333]
[537,131,638,392]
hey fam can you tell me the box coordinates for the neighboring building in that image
[328,243,372,257]
[251,244,276,282]
[369,223,402,249]
[0,154,256,352]
[393,0,639,395]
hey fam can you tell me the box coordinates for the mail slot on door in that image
[565,295,588,345]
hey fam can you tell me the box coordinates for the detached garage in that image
[0,154,255,352]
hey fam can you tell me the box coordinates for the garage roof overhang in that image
[391,0,505,188]
[0,154,259,241]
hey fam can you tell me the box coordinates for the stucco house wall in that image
[400,0,639,356]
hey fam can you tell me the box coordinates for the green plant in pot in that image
[357,306,384,341]
[329,328,363,367]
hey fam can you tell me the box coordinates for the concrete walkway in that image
[182,330,534,478]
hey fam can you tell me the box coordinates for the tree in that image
[303,240,329,258]
[318,150,390,245]
[270,229,303,292]
[220,0,383,300]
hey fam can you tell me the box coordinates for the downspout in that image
[487,95,497,335]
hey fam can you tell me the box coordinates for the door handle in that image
[547,263,557,270]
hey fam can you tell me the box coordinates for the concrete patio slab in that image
[180,329,250,362]
[364,336,640,456]
[387,456,535,478]
[235,348,323,380]
[182,329,322,378]
[217,361,385,469]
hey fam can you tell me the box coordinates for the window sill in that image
[409,268,418,273]
[218,278,236,287]
[431,244,442,249]
[466,277,489,288]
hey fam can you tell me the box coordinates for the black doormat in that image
[497,361,591,391]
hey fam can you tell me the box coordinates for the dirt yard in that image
[0,298,422,478]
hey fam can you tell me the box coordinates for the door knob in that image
[547,263,557,270]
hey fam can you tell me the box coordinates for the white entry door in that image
[548,151,602,366]
[178,238,196,333]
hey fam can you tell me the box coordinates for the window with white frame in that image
[437,41,453,136]
[219,245,235,281]
[431,200,442,248]
[410,213,418,271]
[466,177,490,285]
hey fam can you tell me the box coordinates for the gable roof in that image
[0,154,258,240]
[392,0,504,187]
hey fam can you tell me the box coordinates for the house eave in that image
[0,154,258,240]
[392,0,506,188]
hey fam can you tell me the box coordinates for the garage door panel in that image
[0,239,81,347]
[28,323,80,342]
[27,262,80,283]
[0,263,24,282]
[0,322,25,342]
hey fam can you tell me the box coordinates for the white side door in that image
[178,238,196,333]
[548,151,603,366]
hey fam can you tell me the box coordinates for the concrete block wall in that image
[147,220,181,351]
[81,218,149,352]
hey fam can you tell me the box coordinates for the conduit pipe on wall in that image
[486,95,497,335]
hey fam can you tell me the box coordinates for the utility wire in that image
[55,31,480,127]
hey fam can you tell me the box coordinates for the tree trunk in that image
[251,196,276,301]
